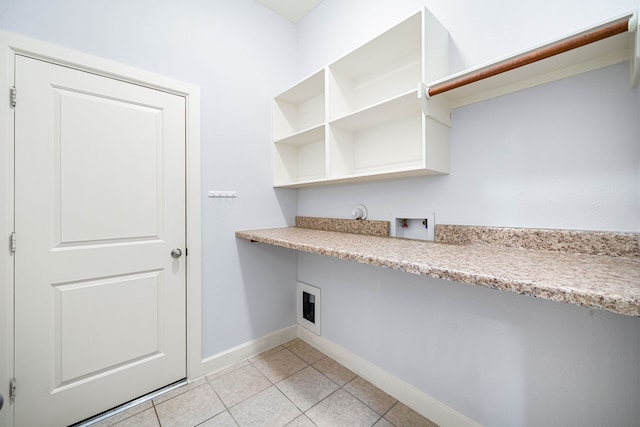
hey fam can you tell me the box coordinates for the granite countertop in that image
[236,221,640,317]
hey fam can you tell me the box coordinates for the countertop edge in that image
[235,228,640,317]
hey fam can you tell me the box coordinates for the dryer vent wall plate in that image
[297,281,320,335]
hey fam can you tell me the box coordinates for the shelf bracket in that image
[630,11,639,87]
[417,82,451,127]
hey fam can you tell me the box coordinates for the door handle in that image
[170,248,182,259]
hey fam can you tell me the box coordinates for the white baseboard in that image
[297,326,483,427]
[199,325,298,378]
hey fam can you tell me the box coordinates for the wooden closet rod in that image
[428,17,632,97]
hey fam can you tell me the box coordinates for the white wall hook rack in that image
[208,190,237,198]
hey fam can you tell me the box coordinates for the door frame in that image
[0,30,203,427]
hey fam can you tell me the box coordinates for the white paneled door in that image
[14,55,186,426]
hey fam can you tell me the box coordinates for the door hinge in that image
[10,232,16,253]
[9,378,16,402]
[10,86,16,108]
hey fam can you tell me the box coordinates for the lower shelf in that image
[273,138,326,186]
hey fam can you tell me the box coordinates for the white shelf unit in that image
[327,13,422,121]
[273,70,326,186]
[272,8,450,188]
[273,9,638,188]
[328,91,423,177]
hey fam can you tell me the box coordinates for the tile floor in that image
[92,339,439,427]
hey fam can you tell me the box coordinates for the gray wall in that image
[0,0,300,358]
[295,0,640,426]
[2,0,639,425]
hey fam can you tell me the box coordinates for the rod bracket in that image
[417,82,451,127]
[631,11,640,87]
[417,81,429,114]
[628,11,638,32]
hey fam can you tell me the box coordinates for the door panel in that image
[55,270,163,386]
[14,55,186,426]
[56,88,163,244]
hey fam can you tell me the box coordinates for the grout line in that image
[341,376,397,418]
[381,401,401,427]
[207,381,228,410]
[209,365,271,412]
[281,342,390,425]
[74,379,187,426]
[151,404,161,427]
[227,409,242,427]
[203,371,244,426]
[198,339,408,427]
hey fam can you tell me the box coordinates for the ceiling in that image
[254,0,324,23]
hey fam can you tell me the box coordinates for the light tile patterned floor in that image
[93,339,439,427]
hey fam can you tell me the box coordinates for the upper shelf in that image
[425,10,639,108]
[274,69,325,141]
